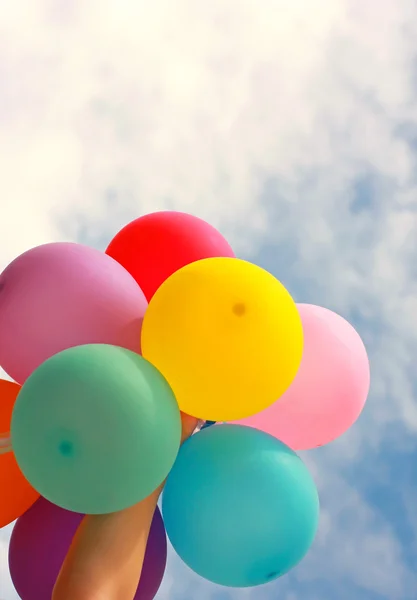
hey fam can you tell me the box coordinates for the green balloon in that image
[11,344,181,514]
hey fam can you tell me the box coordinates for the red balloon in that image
[105,212,235,301]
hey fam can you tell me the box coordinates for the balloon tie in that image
[0,431,12,455]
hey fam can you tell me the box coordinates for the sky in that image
[1,0,417,598]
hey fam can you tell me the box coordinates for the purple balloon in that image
[8,497,167,600]
[0,242,147,383]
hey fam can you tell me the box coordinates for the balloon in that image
[162,425,319,587]
[142,257,303,421]
[232,304,370,450]
[0,380,39,527]
[9,497,167,600]
[11,344,181,514]
[105,211,235,301]
[0,242,148,383]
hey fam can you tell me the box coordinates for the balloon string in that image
[0,431,12,455]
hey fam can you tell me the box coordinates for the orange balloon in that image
[0,379,39,527]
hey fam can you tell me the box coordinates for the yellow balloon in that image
[141,257,303,421]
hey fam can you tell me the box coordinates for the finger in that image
[180,412,199,443]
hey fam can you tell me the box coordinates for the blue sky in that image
[1,0,417,598]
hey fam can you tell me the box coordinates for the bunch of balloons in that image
[0,211,370,596]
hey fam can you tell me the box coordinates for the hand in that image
[52,412,199,600]
[151,411,198,498]
[180,412,199,444]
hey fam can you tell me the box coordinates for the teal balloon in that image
[11,344,181,514]
[162,425,319,588]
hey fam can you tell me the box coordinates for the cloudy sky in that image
[1,0,417,598]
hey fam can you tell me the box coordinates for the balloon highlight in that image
[142,257,303,421]
[9,497,167,600]
[0,242,147,383]
[11,344,181,514]
[1,212,369,593]
[0,379,39,528]
[232,304,370,449]
[163,425,319,587]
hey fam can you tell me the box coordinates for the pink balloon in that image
[232,304,370,450]
[0,243,148,384]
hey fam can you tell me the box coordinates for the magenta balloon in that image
[232,304,370,450]
[0,243,147,383]
[9,497,167,600]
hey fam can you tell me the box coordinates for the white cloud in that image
[299,464,414,598]
[0,525,18,599]
[0,0,416,598]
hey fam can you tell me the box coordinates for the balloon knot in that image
[232,303,246,316]
[59,440,74,457]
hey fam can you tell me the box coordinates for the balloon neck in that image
[0,431,12,455]
[200,420,216,430]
